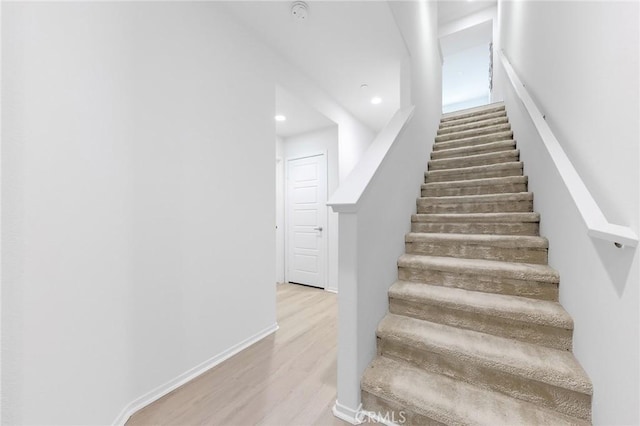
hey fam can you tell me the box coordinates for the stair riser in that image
[389,298,572,351]
[405,241,547,264]
[425,166,523,183]
[431,141,516,160]
[417,200,533,214]
[428,151,519,171]
[361,391,444,426]
[411,222,539,236]
[433,131,514,151]
[422,182,527,197]
[440,111,506,128]
[435,125,512,143]
[397,267,558,301]
[378,338,591,421]
[438,116,509,135]
[441,106,506,123]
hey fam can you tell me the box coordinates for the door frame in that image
[284,150,329,290]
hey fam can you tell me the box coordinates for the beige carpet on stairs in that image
[360,102,593,426]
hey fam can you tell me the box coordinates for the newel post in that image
[331,210,362,423]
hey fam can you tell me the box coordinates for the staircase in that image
[360,103,593,425]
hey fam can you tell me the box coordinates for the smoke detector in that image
[291,2,309,21]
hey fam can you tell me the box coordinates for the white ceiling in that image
[223,1,407,133]
[438,0,497,26]
[275,86,335,138]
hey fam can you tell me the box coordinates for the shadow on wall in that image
[592,241,636,297]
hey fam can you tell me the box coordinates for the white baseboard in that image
[112,323,279,425]
[332,400,362,425]
[325,287,338,294]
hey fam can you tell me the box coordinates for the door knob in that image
[313,226,323,231]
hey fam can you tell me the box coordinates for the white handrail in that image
[499,50,638,247]
[327,106,415,213]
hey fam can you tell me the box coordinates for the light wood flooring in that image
[127,283,348,426]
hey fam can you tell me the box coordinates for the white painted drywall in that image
[127,9,278,414]
[270,61,375,182]
[440,19,493,113]
[1,2,370,424]
[3,2,377,423]
[2,4,136,423]
[442,43,491,112]
[443,95,491,114]
[356,0,442,403]
[283,127,340,292]
[0,0,4,421]
[439,5,497,39]
[439,6,502,104]
[498,1,639,423]
[275,137,285,284]
[275,86,335,139]
[222,2,407,133]
[331,0,442,416]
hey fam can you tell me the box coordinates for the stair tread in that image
[425,161,523,177]
[365,104,592,420]
[438,116,509,135]
[420,192,533,203]
[389,280,572,328]
[362,356,590,426]
[440,111,507,128]
[429,149,519,167]
[435,124,512,142]
[433,131,515,150]
[405,232,548,248]
[431,140,516,160]
[422,175,527,189]
[377,314,592,394]
[412,212,540,223]
[398,253,559,283]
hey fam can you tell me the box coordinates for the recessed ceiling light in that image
[371,96,382,105]
[275,115,286,122]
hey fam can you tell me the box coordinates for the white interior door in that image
[286,153,327,288]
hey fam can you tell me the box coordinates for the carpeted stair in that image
[361,103,593,425]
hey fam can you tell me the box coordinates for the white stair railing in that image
[499,50,638,248]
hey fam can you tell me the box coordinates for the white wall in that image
[127,7,279,411]
[442,43,491,112]
[281,126,339,292]
[356,0,442,394]
[276,136,285,284]
[1,2,369,424]
[2,3,374,423]
[330,1,442,417]
[443,95,491,114]
[498,1,639,424]
[439,6,497,40]
[2,1,377,423]
[3,5,135,423]
[271,64,375,182]
[439,6,502,104]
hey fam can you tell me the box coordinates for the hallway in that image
[127,284,346,425]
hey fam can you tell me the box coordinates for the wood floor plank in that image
[127,283,347,426]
